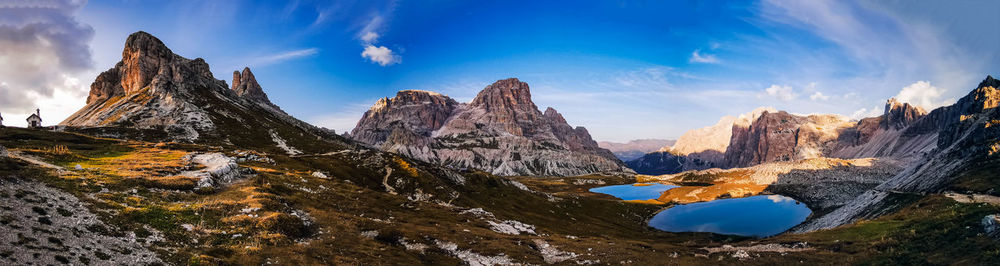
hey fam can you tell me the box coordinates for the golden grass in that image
[624,199,665,205]
[68,145,189,184]
[657,183,768,204]
[394,157,419,177]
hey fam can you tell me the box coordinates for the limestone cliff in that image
[797,75,1000,232]
[724,111,855,168]
[61,31,346,153]
[626,108,772,175]
[351,78,629,176]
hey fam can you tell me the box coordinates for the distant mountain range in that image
[597,139,675,161]
[626,97,937,175]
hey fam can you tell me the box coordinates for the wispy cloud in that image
[809,92,830,101]
[250,48,319,66]
[357,9,400,66]
[688,49,719,64]
[361,31,379,43]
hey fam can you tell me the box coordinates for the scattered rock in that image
[434,240,519,266]
[487,220,536,235]
[178,153,242,188]
[982,214,1000,238]
[533,239,578,264]
[311,171,328,179]
[360,230,379,239]
[0,177,162,265]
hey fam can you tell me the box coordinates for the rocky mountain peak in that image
[120,31,178,95]
[123,31,172,61]
[231,67,271,104]
[971,75,1000,111]
[351,79,629,176]
[394,90,451,105]
[881,98,926,129]
[979,75,999,90]
[470,78,536,112]
[63,31,337,145]
[351,89,459,146]
[543,107,567,124]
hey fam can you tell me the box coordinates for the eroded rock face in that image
[882,98,926,130]
[352,90,458,147]
[797,75,1000,232]
[232,67,273,105]
[351,78,629,176]
[62,31,340,150]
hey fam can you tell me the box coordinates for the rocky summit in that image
[60,31,341,153]
[351,78,629,176]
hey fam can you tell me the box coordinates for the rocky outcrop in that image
[725,111,854,168]
[352,90,458,147]
[61,31,347,153]
[796,75,1000,232]
[627,108,773,175]
[231,67,273,105]
[64,31,222,140]
[882,98,926,130]
[351,78,629,176]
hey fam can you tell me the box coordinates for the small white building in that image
[27,109,42,128]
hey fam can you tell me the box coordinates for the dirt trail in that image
[8,151,66,171]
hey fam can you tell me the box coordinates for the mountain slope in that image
[796,75,1000,231]
[61,31,347,154]
[351,78,629,176]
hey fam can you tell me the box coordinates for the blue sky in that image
[2,0,998,142]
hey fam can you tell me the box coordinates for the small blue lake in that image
[649,195,812,237]
[588,183,678,201]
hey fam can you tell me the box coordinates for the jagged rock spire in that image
[882,98,926,130]
[231,67,271,104]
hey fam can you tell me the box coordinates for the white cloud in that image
[251,48,319,66]
[762,84,796,101]
[850,106,881,120]
[0,0,94,126]
[893,81,954,111]
[361,45,399,66]
[357,13,400,66]
[689,49,719,63]
[361,31,379,43]
[809,91,830,101]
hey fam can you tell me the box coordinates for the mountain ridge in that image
[351,78,630,176]
[60,31,348,153]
